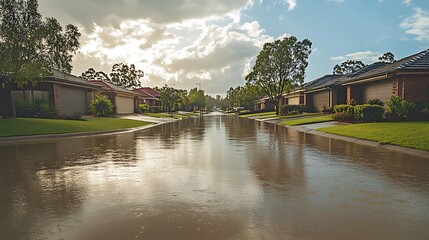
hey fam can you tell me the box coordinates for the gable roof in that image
[45,69,100,89]
[91,80,137,95]
[344,49,429,84]
[133,87,161,98]
[304,74,345,92]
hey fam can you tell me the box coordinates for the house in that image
[8,69,100,115]
[132,87,161,106]
[343,49,429,104]
[302,75,347,112]
[91,80,138,114]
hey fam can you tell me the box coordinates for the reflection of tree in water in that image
[0,133,137,239]
[136,117,206,149]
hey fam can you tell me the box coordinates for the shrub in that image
[149,106,162,113]
[289,110,300,115]
[332,112,356,122]
[368,99,383,106]
[90,94,113,117]
[280,104,307,116]
[138,104,149,113]
[322,105,332,114]
[15,98,56,118]
[385,96,414,121]
[333,104,354,113]
[62,112,85,120]
[347,99,357,106]
[354,104,384,122]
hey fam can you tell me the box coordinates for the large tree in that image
[378,52,395,63]
[188,88,206,113]
[333,60,366,75]
[0,0,81,117]
[246,36,312,115]
[159,85,180,114]
[81,63,144,89]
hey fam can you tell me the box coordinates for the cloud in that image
[331,51,381,63]
[284,0,297,10]
[400,7,429,42]
[402,0,411,5]
[38,0,252,27]
[327,0,345,3]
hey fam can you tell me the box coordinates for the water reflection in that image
[0,115,428,239]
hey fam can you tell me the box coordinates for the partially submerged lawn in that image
[318,122,429,151]
[239,111,276,118]
[282,115,333,126]
[0,118,152,137]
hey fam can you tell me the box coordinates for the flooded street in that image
[1,115,428,239]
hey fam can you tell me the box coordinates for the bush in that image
[15,98,56,118]
[90,94,113,117]
[62,112,85,121]
[280,104,307,116]
[368,99,383,106]
[332,112,356,122]
[149,106,162,113]
[348,99,357,106]
[333,104,354,113]
[354,104,384,122]
[138,104,149,113]
[385,96,414,121]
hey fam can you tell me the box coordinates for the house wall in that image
[402,74,429,103]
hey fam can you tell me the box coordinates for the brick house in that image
[343,49,429,104]
[91,80,138,114]
[7,69,100,115]
[132,87,161,107]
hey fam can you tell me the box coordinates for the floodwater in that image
[0,115,428,240]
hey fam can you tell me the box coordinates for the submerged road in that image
[0,115,428,239]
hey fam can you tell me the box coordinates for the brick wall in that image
[402,74,429,103]
[53,83,61,113]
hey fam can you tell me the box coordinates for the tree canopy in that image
[378,52,395,63]
[333,60,366,75]
[245,36,312,115]
[158,85,180,114]
[0,0,81,87]
[81,63,144,89]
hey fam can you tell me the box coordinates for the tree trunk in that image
[0,82,15,118]
[275,102,280,115]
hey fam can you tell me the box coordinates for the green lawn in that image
[239,111,276,118]
[0,117,152,137]
[318,122,429,151]
[281,115,333,126]
[143,112,198,119]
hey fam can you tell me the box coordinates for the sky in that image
[38,0,429,96]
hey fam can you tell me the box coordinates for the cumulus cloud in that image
[331,51,380,63]
[400,7,429,42]
[284,0,297,10]
[403,0,411,5]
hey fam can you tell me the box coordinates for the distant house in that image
[91,80,138,114]
[302,75,347,112]
[132,87,161,106]
[343,49,429,104]
[9,69,100,115]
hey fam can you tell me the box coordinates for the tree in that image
[205,95,216,111]
[159,85,180,114]
[188,88,206,113]
[333,60,366,75]
[81,63,144,89]
[246,36,312,115]
[236,84,262,111]
[109,63,144,89]
[378,52,395,63]
[0,0,81,117]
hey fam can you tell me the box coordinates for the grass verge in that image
[318,122,429,151]
[239,111,276,118]
[0,117,152,137]
[282,115,333,126]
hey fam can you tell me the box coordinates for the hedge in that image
[354,104,384,122]
[280,105,307,116]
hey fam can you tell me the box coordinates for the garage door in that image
[116,96,134,114]
[288,97,300,105]
[311,91,329,112]
[60,86,87,115]
[361,80,393,103]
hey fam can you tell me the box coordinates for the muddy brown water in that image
[0,115,428,240]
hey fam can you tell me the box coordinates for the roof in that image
[91,80,137,95]
[304,74,345,91]
[133,87,161,98]
[46,69,100,89]
[345,49,429,83]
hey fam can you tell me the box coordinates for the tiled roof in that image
[348,62,388,77]
[398,49,429,70]
[304,75,344,91]
[345,49,429,82]
[49,69,100,88]
[91,80,137,95]
[133,87,161,98]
